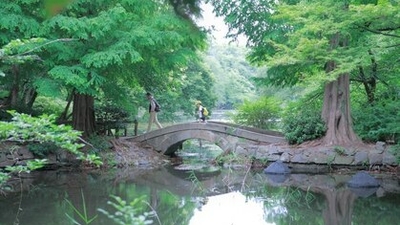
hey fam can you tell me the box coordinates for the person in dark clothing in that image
[146,92,162,132]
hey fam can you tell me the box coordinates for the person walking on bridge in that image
[146,92,162,132]
[195,101,207,123]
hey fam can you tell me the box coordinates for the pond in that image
[1,164,400,225]
[1,140,400,225]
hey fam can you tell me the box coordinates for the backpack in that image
[154,100,161,112]
[202,107,209,116]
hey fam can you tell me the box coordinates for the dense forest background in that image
[0,0,399,149]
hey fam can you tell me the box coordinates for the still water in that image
[0,165,399,225]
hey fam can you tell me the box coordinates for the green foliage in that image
[0,171,10,188]
[27,142,58,158]
[334,146,346,156]
[1,38,47,64]
[5,159,48,174]
[282,99,326,144]
[161,59,217,121]
[0,111,104,164]
[81,153,103,167]
[32,96,67,117]
[0,111,84,154]
[204,44,258,109]
[0,1,43,44]
[95,101,131,134]
[86,135,113,153]
[0,111,104,187]
[215,151,251,167]
[1,0,209,137]
[95,102,130,122]
[232,96,281,130]
[353,99,400,143]
[389,144,400,164]
[98,195,154,225]
[188,171,207,196]
[209,0,400,144]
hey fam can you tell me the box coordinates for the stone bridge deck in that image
[126,121,285,155]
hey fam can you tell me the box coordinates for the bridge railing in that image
[96,120,139,137]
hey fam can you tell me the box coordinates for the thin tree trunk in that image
[58,89,74,123]
[8,65,20,108]
[72,93,95,137]
[24,88,37,109]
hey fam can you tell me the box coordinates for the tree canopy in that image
[0,0,212,136]
[208,0,400,145]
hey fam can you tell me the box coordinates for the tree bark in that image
[72,93,95,137]
[7,65,20,108]
[58,89,74,123]
[23,87,37,110]
[321,32,361,146]
[322,74,360,145]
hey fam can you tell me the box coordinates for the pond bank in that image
[1,139,399,174]
[235,140,399,173]
[111,139,399,175]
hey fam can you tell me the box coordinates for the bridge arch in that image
[127,122,285,156]
[161,130,231,155]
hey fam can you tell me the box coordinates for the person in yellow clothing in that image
[146,92,162,132]
[195,101,206,123]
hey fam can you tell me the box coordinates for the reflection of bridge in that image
[126,121,285,155]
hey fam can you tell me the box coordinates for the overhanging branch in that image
[18,38,78,56]
[357,24,400,39]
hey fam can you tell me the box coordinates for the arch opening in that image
[171,139,225,166]
[161,130,231,155]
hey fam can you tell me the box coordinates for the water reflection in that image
[265,174,290,184]
[190,191,274,225]
[349,187,379,198]
[0,168,399,225]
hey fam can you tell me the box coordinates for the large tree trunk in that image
[321,32,361,146]
[72,93,95,137]
[322,73,360,145]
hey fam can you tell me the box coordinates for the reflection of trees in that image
[352,193,400,225]
[245,172,400,225]
[1,169,399,225]
[249,185,358,225]
[0,171,111,225]
[247,186,325,225]
[150,191,197,225]
[312,187,357,225]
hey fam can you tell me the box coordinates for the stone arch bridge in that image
[127,121,285,155]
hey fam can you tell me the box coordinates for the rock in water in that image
[264,160,291,174]
[347,171,380,188]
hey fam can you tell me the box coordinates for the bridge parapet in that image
[127,121,285,155]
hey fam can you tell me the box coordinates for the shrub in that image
[232,97,281,130]
[282,101,326,145]
[32,96,67,117]
[95,103,130,122]
[352,99,400,143]
[27,142,59,158]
